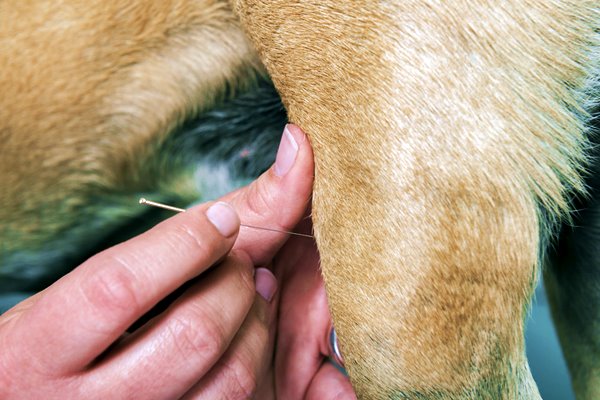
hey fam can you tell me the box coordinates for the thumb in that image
[219,124,314,265]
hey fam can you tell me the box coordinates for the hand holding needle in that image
[139,198,314,239]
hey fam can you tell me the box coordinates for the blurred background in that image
[527,281,574,399]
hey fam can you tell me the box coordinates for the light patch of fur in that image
[193,161,247,200]
[233,1,598,398]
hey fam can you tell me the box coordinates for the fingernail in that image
[255,268,277,302]
[274,125,299,177]
[206,202,240,237]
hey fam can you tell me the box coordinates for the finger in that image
[84,251,257,400]
[220,124,314,265]
[253,365,276,400]
[0,288,48,324]
[305,362,357,400]
[6,201,240,374]
[274,239,333,400]
[182,268,279,400]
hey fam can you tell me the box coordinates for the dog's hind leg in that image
[547,193,600,400]
[233,1,599,398]
[546,99,600,400]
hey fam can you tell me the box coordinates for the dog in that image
[1,1,598,398]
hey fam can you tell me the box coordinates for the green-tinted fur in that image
[0,78,286,310]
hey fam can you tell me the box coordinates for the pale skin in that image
[0,125,355,399]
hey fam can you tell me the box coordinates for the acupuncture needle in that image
[139,198,314,239]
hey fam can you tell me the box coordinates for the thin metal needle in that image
[139,198,185,213]
[139,198,314,239]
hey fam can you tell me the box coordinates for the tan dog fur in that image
[1,1,599,398]
[233,1,598,398]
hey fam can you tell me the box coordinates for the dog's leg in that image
[232,1,599,398]
[546,109,600,400]
[547,204,600,400]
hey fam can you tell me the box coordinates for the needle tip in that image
[139,198,147,205]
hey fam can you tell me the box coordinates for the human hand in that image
[271,215,357,400]
[0,124,315,399]
[225,125,356,399]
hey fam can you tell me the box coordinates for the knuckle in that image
[168,310,226,359]
[168,216,233,264]
[169,222,213,257]
[244,180,276,222]
[221,356,258,400]
[81,258,140,321]
[220,316,270,400]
